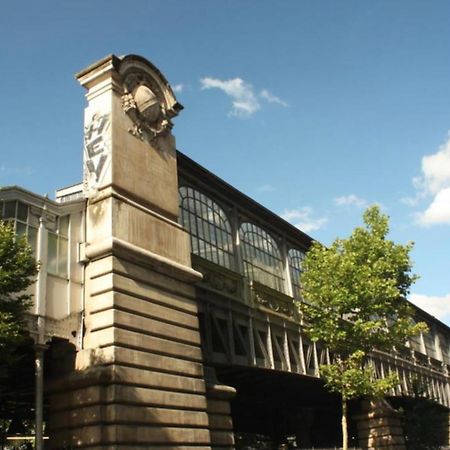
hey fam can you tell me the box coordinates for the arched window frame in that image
[239,222,284,291]
[179,186,234,269]
[288,248,306,299]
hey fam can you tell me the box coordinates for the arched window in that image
[288,248,305,299]
[239,222,283,291]
[179,186,234,269]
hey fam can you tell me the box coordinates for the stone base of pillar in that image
[46,253,212,449]
[205,367,236,450]
[353,399,406,450]
[47,360,213,449]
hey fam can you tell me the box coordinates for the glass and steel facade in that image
[179,185,307,298]
[179,186,234,269]
[288,248,306,299]
[0,200,39,254]
[0,198,70,278]
[239,222,284,291]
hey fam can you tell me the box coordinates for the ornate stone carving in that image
[196,265,238,295]
[251,282,296,318]
[121,87,170,141]
[191,255,243,299]
[119,55,183,146]
[254,291,295,318]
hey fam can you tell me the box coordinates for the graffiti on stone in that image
[83,113,111,191]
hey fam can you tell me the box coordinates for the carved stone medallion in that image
[118,55,183,146]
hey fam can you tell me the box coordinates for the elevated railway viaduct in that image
[1,54,449,450]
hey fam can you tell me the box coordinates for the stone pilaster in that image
[354,399,406,450]
[204,368,236,450]
[48,55,214,449]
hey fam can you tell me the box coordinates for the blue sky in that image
[1,1,449,323]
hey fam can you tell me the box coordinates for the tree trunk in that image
[342,398,348,450]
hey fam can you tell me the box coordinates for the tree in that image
[0,221,37,364]
[299,206,427,450]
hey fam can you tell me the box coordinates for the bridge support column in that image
[205,368,236,450]
[47,55,213,449]
[353,399,405,450]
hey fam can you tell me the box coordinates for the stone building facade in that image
[1,54,450,449]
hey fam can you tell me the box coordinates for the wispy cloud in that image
[172,83,184,93]
[400,195,421,207]
[412,134,450,226]
[200,77,260,117]
[200,77,288,118]
[256,184,275,193]
[409,293,450,322]
[334,194,368,208]
[260,89,288,107]
[281,207,327,233]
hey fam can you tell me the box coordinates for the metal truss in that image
[194,256,450,409]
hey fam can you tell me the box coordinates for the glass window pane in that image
[47,233,58,274]
[58,238,68,276]
[179,186,234,269]
[239,222,283,291]
[59,216,69,236]
[17,202,28,222]
[16,221,27,237]
[3,201,16,219]
[46,218,57,232]
[29,211,40,227]
[28,227,38,255]
[288,248,305,298]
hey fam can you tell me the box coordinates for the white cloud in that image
[417,187,450,226]
[200,77,260,117]
[281,207,328,233]
[410,134,450,226]
[409,293,450,322]
[334,194,367,208]
[418,139,450,195]
[172,83,184,93]
[260,89,288,107]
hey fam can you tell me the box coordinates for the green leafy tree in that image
[0,221,37,364]
[299,206,427,450]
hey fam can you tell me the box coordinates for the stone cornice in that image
[85,236,202,284]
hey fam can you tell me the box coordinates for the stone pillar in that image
[354,399,406,450]
[204,367,236,450]
[48,55,214,449]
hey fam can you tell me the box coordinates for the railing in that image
[192,255,450,407]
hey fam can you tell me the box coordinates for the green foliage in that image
[320,351,399,401]
[0,221,37,363]
[299,205,427,402]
